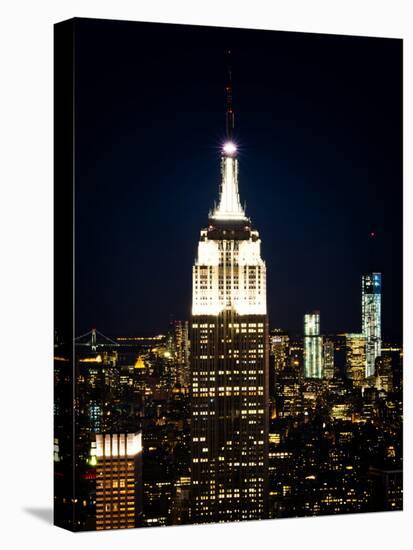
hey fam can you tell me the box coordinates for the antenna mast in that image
[225,49,234,140]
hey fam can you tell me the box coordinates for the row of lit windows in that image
[196,401,263,409]
[96,502,135,513]
[194,359,264,367]
[196,352,263,358]
[241,409,264,415]
[192,387,264,394]
[193,324,264,330]
[97,485,134,492]
[192,395,264,402]
[192,391,264,398]
[192,381,262,388]
[193,370,262,376]
[193,384,262,391]
[96,463,134,471]
[97,517,135,521]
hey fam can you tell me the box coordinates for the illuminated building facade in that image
[95,432,142,530]
[270,329,290,374]
[382,345,403,392]
[323,338,335,379]
[174,321,189,364]
[174,320,190,387]
[375,355,393,393]
[190,138,269,523]
[303,312,323,378]
[345,333,366,388]
[362,273,382,377]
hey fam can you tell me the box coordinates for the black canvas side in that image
[53,18,76,532]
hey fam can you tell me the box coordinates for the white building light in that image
[95,432,142,458]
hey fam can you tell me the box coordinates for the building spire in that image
[210,50,246,222]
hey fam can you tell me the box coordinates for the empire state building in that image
[190,76,269,523]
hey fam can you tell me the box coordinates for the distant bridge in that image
[75,328,119,350]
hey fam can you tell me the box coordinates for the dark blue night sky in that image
[73,18,402,340]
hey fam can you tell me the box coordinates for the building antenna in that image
[225,49,234,140]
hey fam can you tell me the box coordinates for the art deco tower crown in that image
[191,53,267,317]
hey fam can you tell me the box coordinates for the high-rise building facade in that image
[303,312,323,378]
[323,338,335,379]
[345,333,366,387]
[362,273,382,377]
[174,320,190,387]
[270,329,290,374]
[95,432,142,530]
[190,139,269,523]
[375,355,393,393]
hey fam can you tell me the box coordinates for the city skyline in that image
[54,18,403,532]
[74,20,403,340]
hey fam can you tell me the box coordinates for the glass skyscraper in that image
[362,273,382,378]
[303,312,323,378]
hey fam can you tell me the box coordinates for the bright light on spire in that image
[223,141,237,156]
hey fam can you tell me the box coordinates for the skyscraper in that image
[270,329,290,374]
[375,355,393,393]
[323,338,335,379]
[190,69,269,523]
[95,432,142,530]
[345,333,366,387]
[362,273,382,377]
[173,320,190,387]
[303,312,323,378]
